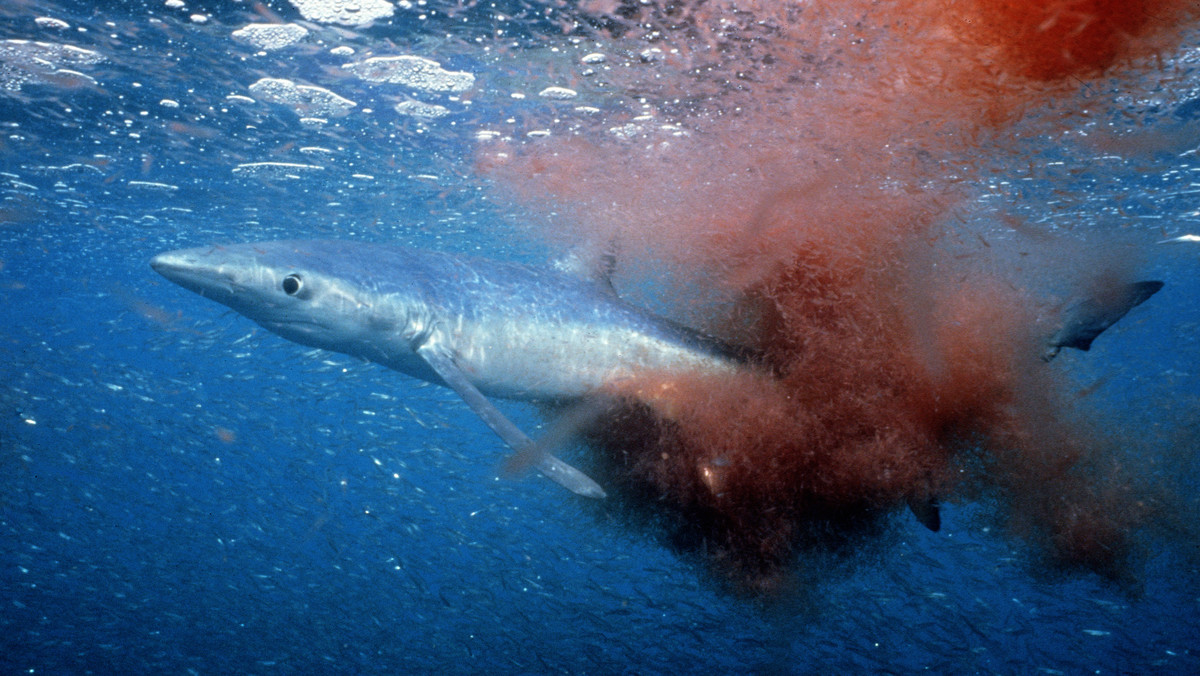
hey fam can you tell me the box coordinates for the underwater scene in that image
[2,0,1199,673]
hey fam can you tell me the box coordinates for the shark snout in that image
[151,248,237,299]
[149,251,187,277]
[151,250,203,285]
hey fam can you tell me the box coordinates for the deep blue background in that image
[1,1,1198,673]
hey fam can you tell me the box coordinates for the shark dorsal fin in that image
[594,250,617,296]
[553,241,619,297]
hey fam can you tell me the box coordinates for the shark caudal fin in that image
[915,280,1163,534]
[1043,280,1164,361]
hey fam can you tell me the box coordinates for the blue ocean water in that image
[1,1,1198,673]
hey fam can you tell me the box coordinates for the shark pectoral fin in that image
[416,343,607,499]
[501,394,620,478]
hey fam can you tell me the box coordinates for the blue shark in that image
[151,239,1162,510]
[150,240,748,499]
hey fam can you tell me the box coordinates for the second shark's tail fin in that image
[1043,280,1164,361]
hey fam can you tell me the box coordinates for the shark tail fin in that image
[1043,280,1163,361]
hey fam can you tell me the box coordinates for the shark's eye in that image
[282,274,303,296]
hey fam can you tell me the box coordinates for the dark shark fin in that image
[1043,280,1163,361]
[594,250,618,296]
[553,240,620,296]
[907,496,941,532]
[416,343,607,499]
